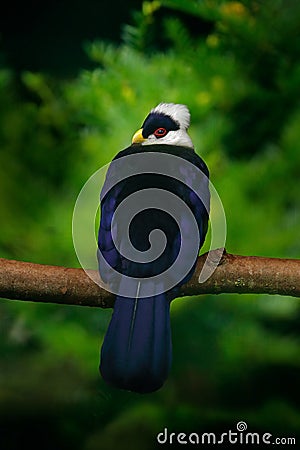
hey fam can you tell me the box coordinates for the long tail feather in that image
[100,293,172,393]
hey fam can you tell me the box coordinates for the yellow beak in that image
[132,128,146,144]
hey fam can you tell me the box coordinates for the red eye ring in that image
[154,127,167,138]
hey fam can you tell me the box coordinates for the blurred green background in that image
[1,0,300,448]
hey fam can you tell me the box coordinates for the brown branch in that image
[0,249,299,308]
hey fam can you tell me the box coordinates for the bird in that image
[97,103,210,393]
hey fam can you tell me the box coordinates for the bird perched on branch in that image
[98,103,210,393]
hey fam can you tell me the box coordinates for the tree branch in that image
[0,249,299,308]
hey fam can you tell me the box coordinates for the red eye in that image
[154,127,167,138]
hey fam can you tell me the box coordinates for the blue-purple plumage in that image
[100,294,172,393]
[98,144,209,393]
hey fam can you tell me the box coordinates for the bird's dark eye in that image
[154,127,167,138]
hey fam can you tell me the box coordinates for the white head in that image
[132,103,194,149]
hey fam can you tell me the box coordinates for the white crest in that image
[151,103,191,130]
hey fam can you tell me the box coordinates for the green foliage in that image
[0,1,300,448]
